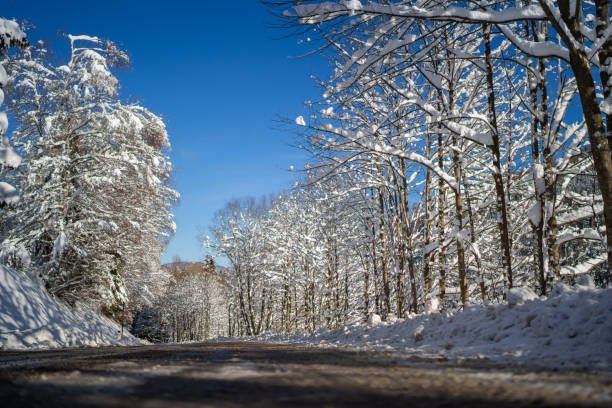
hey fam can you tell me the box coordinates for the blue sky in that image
[4,0,322,264]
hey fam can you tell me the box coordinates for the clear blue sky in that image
[4,0,322,264]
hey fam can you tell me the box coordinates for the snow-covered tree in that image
[0,35,177,313]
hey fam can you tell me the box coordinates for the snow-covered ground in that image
[252,277,612,371]
[0,264,144,350]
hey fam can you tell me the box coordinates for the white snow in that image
[67,34,99,44]
[295,115,306,126]
[0,136,22,168]
[0,264,144,350]
[367,313,382,326]
[527,202,542,227]
[0,64,7,88]
[557,203,604,226]
[424,296,440,314]
[507,286,538,306]
[52,231,66,260]
[344,0,362,10]
[250,282,612,371]
[560,254,607,276]
[0,181,18,205]
[533,163,546,196]
[0,111,7,133]
[0,18,27,46]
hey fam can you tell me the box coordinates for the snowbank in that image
[253,280,612,371]
[0,264,144,350]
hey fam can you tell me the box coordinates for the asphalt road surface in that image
[1,342,610,407]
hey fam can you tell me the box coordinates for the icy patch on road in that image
[0,264,144,350]
[251,281,612,371]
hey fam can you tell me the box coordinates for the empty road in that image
[1,342,610,407]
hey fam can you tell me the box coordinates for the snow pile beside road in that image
[255,279,612,370]
[0,264,143,350]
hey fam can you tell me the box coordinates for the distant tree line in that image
[132,258,228,342]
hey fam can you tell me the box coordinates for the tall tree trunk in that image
[423,132,433,306]
[360,238,371,319]
[396,200,406,316]
[452,145,467,305]
[376,162,391,316]
[284,283,291,333]
[484,24,514,291]
[343,258,350,323]
[595,0,612,148]
[437,131,447,308]
[399,158,418,313]
[435,38,469,306]
[463,166,486,300]
[371,222,381,315]
[539,52,560,281]
[246,271,257,334]
[364,265,370,318]
[390,170,405,317]
[444,61,468,305]
[525,19,548,294]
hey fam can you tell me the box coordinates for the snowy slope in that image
[0,264,144,350]
[252,278,612,371]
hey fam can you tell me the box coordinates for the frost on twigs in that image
[103,40,130,69]
[141,122,169,148]
[68,34,130,70]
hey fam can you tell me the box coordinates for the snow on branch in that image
[382,79,494,146]
[291,2,548,24]
[497,25,570,62]
[555,228,603,246]
[560,254,607,276]
[67,34,100,44]
[0,18,27,50]
[557,204,604,227]
[308,121,459,192]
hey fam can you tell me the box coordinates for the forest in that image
[1,6,612,405]
[203,0,611,337]
[1,0,611,345]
